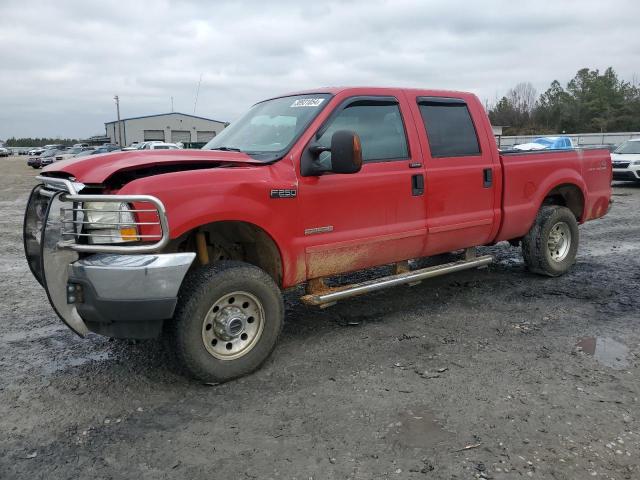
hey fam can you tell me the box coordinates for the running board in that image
[301,255,493,307]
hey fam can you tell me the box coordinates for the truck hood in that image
[42,149,264,184]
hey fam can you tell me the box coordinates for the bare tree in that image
[507,82,537,115]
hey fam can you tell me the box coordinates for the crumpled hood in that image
[42,149,263,184]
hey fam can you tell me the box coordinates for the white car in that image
[28,147,45,156]
[123,141,164,151]
[142,142,181,150]
[611,139,640,183]
[0,147,10,157]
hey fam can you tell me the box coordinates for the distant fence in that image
[498,132,640,148]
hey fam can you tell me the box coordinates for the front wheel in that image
[168,261,284,382]
[521,206,579,277]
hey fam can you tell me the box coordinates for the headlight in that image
[83,202,139,243]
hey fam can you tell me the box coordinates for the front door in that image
[297,95,428,279]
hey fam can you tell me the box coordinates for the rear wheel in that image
[169,261,284,382]
[521,206,579,277]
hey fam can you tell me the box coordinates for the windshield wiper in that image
[209,146,242,152]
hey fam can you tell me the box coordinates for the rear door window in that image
[417,98,480,157]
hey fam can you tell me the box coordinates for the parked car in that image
[55,146,94,161]
[91,145,121,155]
[127,141,165,150]
[38,148,65,167]
[0,147,10,157]
[73,149,96,158]
[27,148,62,168]
[143,142,180,150]
[24,87,611,382]
[73,143,90,148]
[611,138,640,183]
[122,142,141,151]
[28,147,45,156]
[512,136,574,151]
[43,144,66,151]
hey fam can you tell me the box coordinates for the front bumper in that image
[613,168,640,181]
[23,179,192,339]
[69,253,195,338]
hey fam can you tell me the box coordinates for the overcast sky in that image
[1,0,638,139]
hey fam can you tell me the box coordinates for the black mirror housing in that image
[301,130,363,177]
[329,130,363,174]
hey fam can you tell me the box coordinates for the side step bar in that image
[301,254,493,307]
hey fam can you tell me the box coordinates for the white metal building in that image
[105,112,227,146]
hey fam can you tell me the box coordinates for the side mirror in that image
[329,130,363,174]
[304,130,363,176]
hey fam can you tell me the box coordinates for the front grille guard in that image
[36,176,170,254]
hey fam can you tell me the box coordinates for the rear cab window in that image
[417,97,480,158]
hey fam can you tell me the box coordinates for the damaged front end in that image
[23,176,195,339]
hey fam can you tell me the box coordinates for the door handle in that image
[483,168,493,188]
[412,174,424,196]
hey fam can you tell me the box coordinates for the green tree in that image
[490,67,640,135]
[5,137,80,147]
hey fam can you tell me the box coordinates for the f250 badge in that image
[270,188,297,199]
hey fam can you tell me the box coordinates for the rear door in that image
[407,95,500,255]
[297,95,428,278]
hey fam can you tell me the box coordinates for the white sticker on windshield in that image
[290,98,325,108]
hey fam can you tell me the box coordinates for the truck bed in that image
[495,148,612,242]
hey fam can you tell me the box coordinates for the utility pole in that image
[193,73,202,114]
[114,95,123,146]
[171,96,174,112]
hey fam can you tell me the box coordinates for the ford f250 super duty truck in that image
[23,87,612,382]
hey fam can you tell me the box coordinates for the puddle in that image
[576,336,630,370]
[385,407,454,449]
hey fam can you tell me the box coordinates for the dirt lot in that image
[0,155,639,480]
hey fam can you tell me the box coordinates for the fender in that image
[117,162,304,287]
[495,166,586,243]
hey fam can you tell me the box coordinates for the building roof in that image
[105,112,226,125]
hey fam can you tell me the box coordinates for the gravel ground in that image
[0,155,639,480]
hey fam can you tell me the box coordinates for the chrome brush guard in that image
[23,176,171,336]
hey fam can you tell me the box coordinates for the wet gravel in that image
[1,156,639,479]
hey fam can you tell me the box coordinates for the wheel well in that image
[543,184,584,220]
[181,221,283,286]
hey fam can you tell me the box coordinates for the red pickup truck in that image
[24,87,611,382]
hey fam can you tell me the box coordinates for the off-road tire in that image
[169,261,284,382]
[522,205,579,277]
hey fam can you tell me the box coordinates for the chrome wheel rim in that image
[201,291,265,360]
[547,222,571,262]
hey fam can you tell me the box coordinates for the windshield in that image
[614,140,640,154]
[203,93,332,161]
[41,149,58,157]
